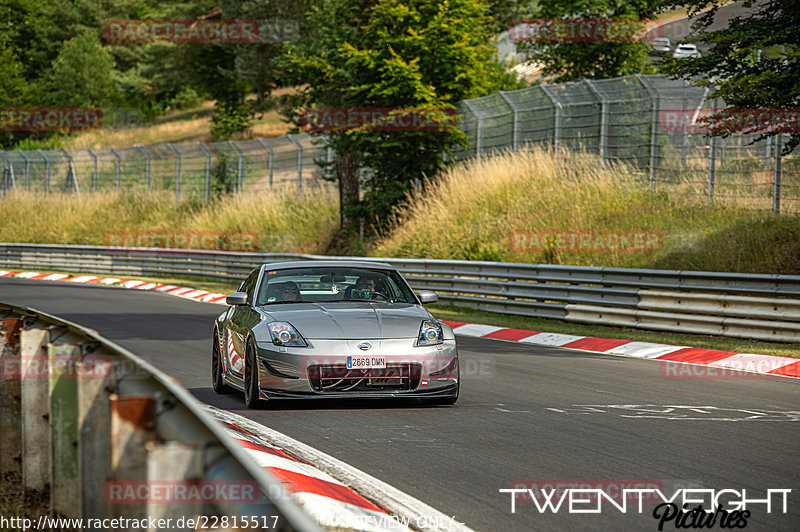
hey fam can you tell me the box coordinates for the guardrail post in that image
[257,138,274,188]
[20,328,51,492]
[541,85,563,150]
[583,79,606,161]
[109,148,121,191]
[197,142,212,203]
[60,148,80,195]
[463,100,483,157]
[286,134,304,196]
[86,148,98,192]
[498,91,520,150]
[167,143,181,205]
[77,357,115,520]
[145,441,205,527]
[37,149,51,195]
[773,133,782,214]
[228,140,244,195]
[0,318,23,476]
[49,343,81,518]
[109,394,156,521]
[136,145,151,194]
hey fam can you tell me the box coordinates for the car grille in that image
[307,363,422,392]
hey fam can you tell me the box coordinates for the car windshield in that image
[255,267,418,305]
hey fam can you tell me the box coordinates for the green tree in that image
[46,32,120,107]
[518,0,663,82]
[285,0,516,233]
[660,0,800,153]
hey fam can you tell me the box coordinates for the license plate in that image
[346,356,386,369]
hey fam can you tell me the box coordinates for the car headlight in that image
[416,320,443,346]
[267,322,307,347]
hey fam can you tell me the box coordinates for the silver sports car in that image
[212,261,459,408]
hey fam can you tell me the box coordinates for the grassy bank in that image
[0,186,339,254]
[372,147,800,274]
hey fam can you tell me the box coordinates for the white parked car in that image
[673,44,700,58]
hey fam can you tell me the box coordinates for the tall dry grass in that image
[372,147,800,273]
[0,184,339,254]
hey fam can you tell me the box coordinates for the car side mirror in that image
[418,290,438,304]
[226,292,248,306]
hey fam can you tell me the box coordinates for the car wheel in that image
[244,341,266,409]
[212,332,234,394]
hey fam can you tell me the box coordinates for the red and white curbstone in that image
[216,417,410,532]
[0,270,230,304]
[441,320,800,379]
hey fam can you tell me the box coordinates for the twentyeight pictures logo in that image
[501,483,792,530]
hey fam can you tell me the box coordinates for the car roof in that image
[258,260,396,271]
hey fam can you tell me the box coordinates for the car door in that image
[226,267,262,376]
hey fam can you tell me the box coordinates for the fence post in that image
[463,100,483,157]
[541,85,563,150]
[37,149,51,196]
[583,79,607,160]
[18,151,30,190]
[765,135,772,168]
[228,140,244,195]
[197,142,212,203]
[706,98,719,205]
[135,145,151,194]
[59,148,80,195]
[166,143,181,205]
[49,343,81,518]
[0,318,23,476]
[498,91,520,150]
[635,75,659,192]
[257,138,274,188]
[773,133,782,214]
[109,395,156,521]
[109,148,121,191]
[20,328,51,492]
[286,134,304,196]
[77,358,115,520]
[86,148,98,192]
[0,154,15,193]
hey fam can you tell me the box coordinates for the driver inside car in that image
[347,275,377,300]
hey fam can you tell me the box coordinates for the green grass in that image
[0,186,339,254]
[371,147,800,274]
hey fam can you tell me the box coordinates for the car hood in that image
[260,302,431,339]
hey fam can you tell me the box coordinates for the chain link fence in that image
[456,74,798,213]
[1,75,797,212]
[0,133,330,202]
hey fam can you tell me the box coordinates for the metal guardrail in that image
[0,302,319,530]
[1,243,799,343]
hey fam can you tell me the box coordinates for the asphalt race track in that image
[2,278,798,531]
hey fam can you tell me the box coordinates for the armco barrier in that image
[0,302,319,530]
[1,243,800,342]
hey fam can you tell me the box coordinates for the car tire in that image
[244,341,266,409]
[212,332,234,394]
